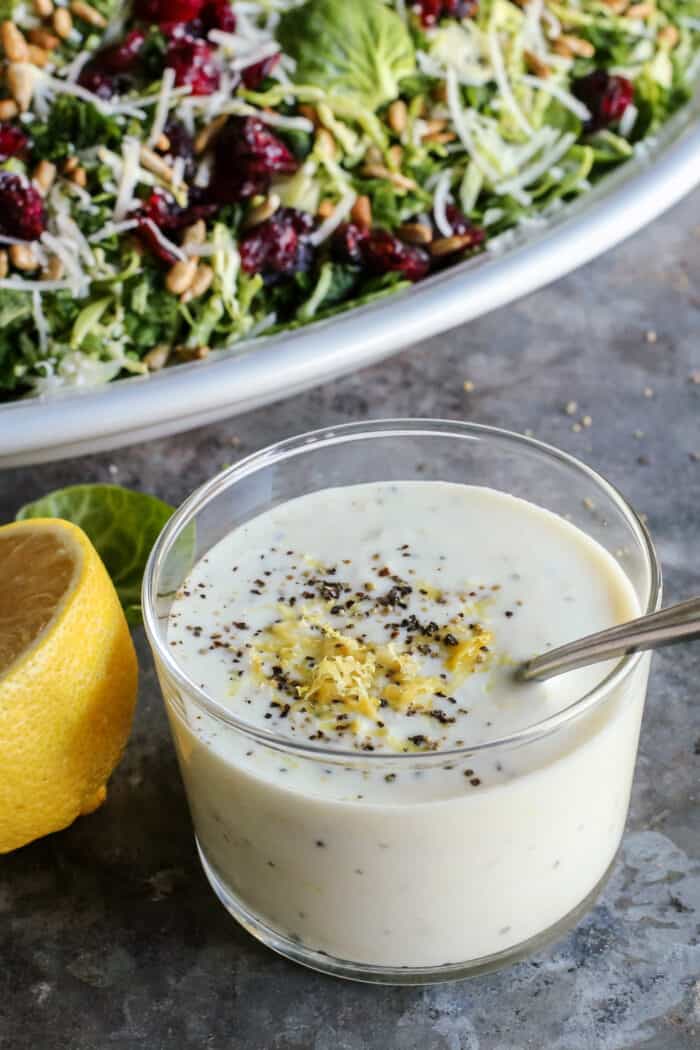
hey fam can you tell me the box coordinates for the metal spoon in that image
[519,597,700,682]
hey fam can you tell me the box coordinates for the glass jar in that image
[142,420,660,984]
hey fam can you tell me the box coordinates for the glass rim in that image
[142,418,662,761]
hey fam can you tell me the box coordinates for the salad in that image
[0,0,698,397]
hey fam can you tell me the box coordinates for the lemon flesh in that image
[0,519,138,853]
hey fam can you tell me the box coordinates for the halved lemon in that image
[0,518,137,853]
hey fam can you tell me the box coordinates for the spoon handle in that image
[519,597,700,682]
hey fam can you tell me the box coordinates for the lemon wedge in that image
[0,518,137,853]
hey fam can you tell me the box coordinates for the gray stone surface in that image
[2,190,700,1050]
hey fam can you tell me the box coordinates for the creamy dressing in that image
[163,482,649,969]
[168,483,637,750]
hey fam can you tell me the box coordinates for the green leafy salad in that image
[0,0,698,397]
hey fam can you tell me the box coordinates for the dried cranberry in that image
[331,223,370,265]
[200,0,236,33]
[135,189,217,260]
[99,28,147,72]
[186,183,220,221]
[163,119,193,158]
[572,70,634,131]
[0,123,27,162]
[139,188,217,233]
[363,229,430,282]
[78,66,119,99]
[414,0,478,28]
[333,223,432,280]
[439,204,485,248]
[0,173,46,240]
[160,19,190,39]
[160,119,196,178]
[446,0,479,15]
[135,0,204,24]
[241,52,280,90]
[210,116,297,202]
[137,204,214,261]
[78,31,145,99]
[136,217,181,263]
[239,207,314,276]
[141,189,179,230]
[167,36,220,95]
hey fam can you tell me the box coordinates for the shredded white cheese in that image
[0,234,37,246]
[32,290,49,352]
[308,188,357,246]
[423,23,493,88]
[126,85,191,109]
[40,231,88,291]
[88,219,140,243]
[179,100,196,136]
[63,180,96,210]
[113,137,143,222]
[141,219,186,261]
[522,0,547,54]
[147,67,176,149]
[0,277,72,291]
[171,155,186,187]
[541,6,562,39]
[248,311,278,337]
[194,154,213,188]
[482,207,505,226]
[496,131,576,196]
[207,28,241,50]
[518,74,591,122]
[237,107,313,131]
[190,96,314,132]
[184,243,219,256]
[38,71,146,119]
[446,68,501,183]
[62,49,95,85]
[432,169,454,237]
[270,61,293,86]
[98,146,157,188]
[618,103,638,139]
[510,125,559,170]
[229,40,280,72]
[487,28,533,137]
[211,11,270,46]
[55,214,96,268]
[278,52,297,74]
[417,50,448,81]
